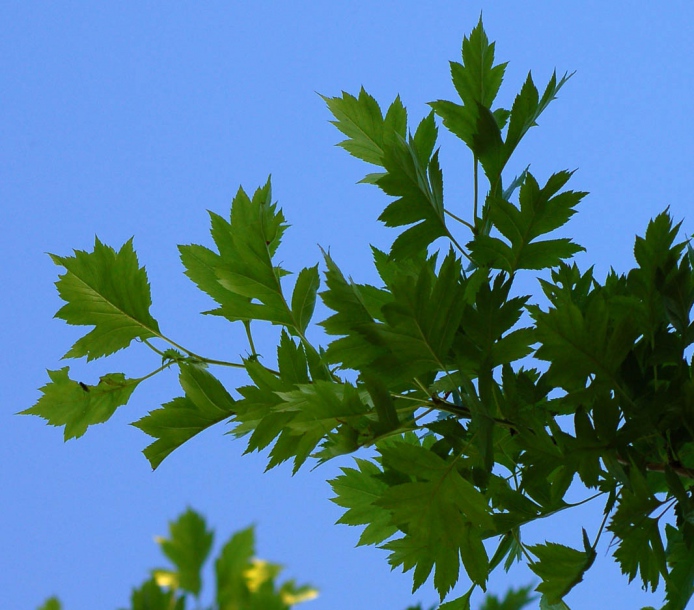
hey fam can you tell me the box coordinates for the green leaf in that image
[126,578,184,610]
[157,508,213,597]
[528,541,595,604]
[376,115,453,259]
[50,237,160,360]
[133,364,236,469]
[471,172,586,273]
[539,596,570,610]
[36,598,62,610]
[330,458,399,546]
[453,16,507,109]
[504,71,573,161]
[178,242,252,316]
[663,525,694,610]
[215,525,255,608]
[376,440,493,597]
[22,367,139,440]
[479,585,535,610]
[323,88,407,166]
[320,251,387,370]
[212,181,293,324]
[430,16,507,159]
[291,265,320,334]
[371,251,468,384]
[438,588,473,610]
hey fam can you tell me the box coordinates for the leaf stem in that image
[143,337,246,369]
[445,209,476,233]
[473,156,479,223]
[243,320,258,357]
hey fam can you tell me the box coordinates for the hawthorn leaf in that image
[156,508,213,597]
[453,16,507,109]
[128,579,183,610]
[505,71,573,161]
[662,525,694,610]
[322,88,407,166]
[528,541,595,604]
[291,265,320,334]
[438,589,473,610]
[133,364,235,469]
[22,367,139,440]
[470,172,586,273]
[178,242,252,316]
[330,458,398,546]
[51,237,160,360]
[376,116,453,258]
[36,598,61,610]
[215,525,255,608]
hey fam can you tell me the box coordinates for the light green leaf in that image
[323,88,407,166]
[22,367,139,440]
[127,578,183,610]
[36,597,62,610]
[157,508,213,597]
[51,237,160,360]
[453,16,507,109]
[215,525,255,608]
[133,364,236,469]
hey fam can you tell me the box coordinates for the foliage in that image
[36,508,317,610]
[26,17,694,610]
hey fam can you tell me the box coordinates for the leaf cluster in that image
[36,508,317,610]
[27,17,694,610]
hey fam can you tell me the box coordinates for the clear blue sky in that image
[2,3,693,609]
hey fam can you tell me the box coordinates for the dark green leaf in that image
[291,266,320,334]
[528,541,595,604]
[330,458,398,546]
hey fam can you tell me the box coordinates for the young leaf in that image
[22,367,139,440]
[50,237,160,360]
[133,364,236,469]
[156,508,214,597]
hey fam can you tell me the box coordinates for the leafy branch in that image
[27,16,694,610]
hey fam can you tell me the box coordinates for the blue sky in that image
[2,2,693,609]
